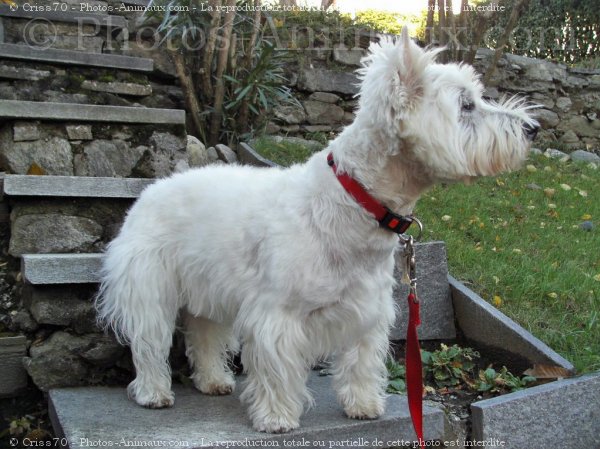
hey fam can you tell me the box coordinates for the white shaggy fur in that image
[96,30,538,433]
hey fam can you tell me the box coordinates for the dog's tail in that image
[95,232,178,347]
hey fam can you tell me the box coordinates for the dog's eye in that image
[462,101,475,112]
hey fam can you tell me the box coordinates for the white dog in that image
[96,30,538,433]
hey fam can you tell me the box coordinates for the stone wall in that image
[267,46,600,156]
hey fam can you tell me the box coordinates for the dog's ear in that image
[392,28,436,114]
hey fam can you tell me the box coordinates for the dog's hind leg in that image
[183,313,236,395]
[97,242,178,409]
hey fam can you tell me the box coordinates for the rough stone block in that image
[0,335,28,397]
[74,139,146,177]
[333,45,365,67]
[570,149,600,164]
[134,132,187,177]
[0,64,50,81]
[9,213,103,256]
[24,331,123,391]
[534,108,559,129]
[237,142,279,168]
[450,275,574,372]
[303,100,345,125]
[28,286,97,334]
[187,135,212,167]
[0,128,74,175]
[298,68,360,95]
[215,144,238,164]
[81,80,152,96]
[66,125,93,141]
[49,373,445,448]
[13,121,41,142]
[471,373,600,449]
[391,242,456,340]
[308,92,341,104]
[273,104,307,125]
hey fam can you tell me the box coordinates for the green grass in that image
[251,136,324,167]
[414,155,600,373]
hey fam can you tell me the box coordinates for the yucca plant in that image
[143,0,298,145]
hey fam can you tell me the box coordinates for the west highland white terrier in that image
[96,29,539,433]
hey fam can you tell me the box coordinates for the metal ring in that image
[411,216,423,242]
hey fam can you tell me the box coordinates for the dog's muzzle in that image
[524,122,540,141]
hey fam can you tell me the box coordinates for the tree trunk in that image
[483,0,530,85]
[446,0,456,60]
[172,51,205,141]
[237,0,262,135]
[463,8,491,64]
[321,0,335,10]
[456,0,469,61]
[425,0,435,45]
[436,0,447,62]
[201,0,223,95]
[209,0,236,146]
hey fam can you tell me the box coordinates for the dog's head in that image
[355,28,539,183]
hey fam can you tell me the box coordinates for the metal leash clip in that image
[399,216,422,301]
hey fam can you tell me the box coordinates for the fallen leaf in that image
[27,163,46,175]
[547,292,558,299]
[496,178,505,187]
[493,295,502,307]
[578,190,588,197]
[548,203,557,209]
[493,275,500,284]
[526,164,537,172]
[582,214,592,220]
[544,188,555,198]
[512,248,522,254]
[594,274,600,282]
[442,215,451,222]
[523,364,573,379]
[560,183,571,191]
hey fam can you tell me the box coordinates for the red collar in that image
[327,153,414,234]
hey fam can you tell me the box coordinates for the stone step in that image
[0,100,185,124]
[0,5,127,28]
[49,372,445,448]
[3,174,154,198]
[0,43,153,71]
[0,335,28,396]
[22,253,102,284]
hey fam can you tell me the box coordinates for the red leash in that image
[406,292,424,448]
[403,237,424,448]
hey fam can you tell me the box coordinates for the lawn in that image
[253,138,600,374]
[414,154,599,373]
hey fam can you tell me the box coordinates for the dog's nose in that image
[524,122,540,141]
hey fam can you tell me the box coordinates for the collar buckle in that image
[379,208,413,234]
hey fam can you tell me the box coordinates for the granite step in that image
[49,372,445,448]
[22,253,102,284]
[0,100,185,124]
[3,174,154,198]
[0,43,153,71]
[0,5,127,28]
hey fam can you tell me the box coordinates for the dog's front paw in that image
[193,374,236,396]
[253,415,299,434]
[128,381,175,409]
[344,402,384,420]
